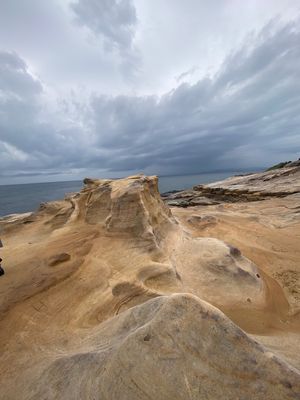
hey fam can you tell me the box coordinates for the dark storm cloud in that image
[0,18,300,182]
[89,19,300,173]
[0,51,98,178]
[70,0,137,51]
[0,51,44,175]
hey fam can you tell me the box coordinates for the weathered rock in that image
[48,252,71,266]
[166,199,190,207]
[79,175,175,245]
[206,164,300,195]
[187,214,218,227]
[160,190,183,198]
[189,196,220,206]
[163,163,300,207]
[0,173,299,400]
[28,294,300,400]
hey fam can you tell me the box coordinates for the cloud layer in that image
[71,0,137,51]
[0,1,299,183]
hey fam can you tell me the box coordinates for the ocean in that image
[0,172,240,217]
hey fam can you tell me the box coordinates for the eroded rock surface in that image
[27,295,300,400]
[0,173,299,399]
[162,163,300,207]
[206,164,300,194]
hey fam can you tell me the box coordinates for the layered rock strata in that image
[162,164,300,207]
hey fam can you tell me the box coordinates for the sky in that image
[0,0,299,184]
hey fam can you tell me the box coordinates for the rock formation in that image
[162,163,300,207]
[27,295,300,400]
[0,172,299,399]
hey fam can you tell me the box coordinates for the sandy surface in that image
[0,174,299,399]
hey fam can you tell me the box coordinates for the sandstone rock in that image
[189,196,220,206]
[48,252,71,266]
[163,163,300,208]
[206,165,300,195]
[160,190,183,197]
[0,174,299,400]
[79,175,175,245]
[28,294,300,400]
[187,214,218,227]
[166,199,190,207]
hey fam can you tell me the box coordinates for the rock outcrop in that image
[27,294,300,400]
[162,163,300,207]
[0,173,299,399]
[206,163,300,195]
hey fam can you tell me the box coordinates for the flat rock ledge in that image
[162,163,300,207]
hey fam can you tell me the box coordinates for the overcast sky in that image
[0,0,299,184]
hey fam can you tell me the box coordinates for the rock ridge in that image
[162,164,300,207]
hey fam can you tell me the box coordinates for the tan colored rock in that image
[26,294,300,400]
[48,252,71,266]
[0,174,299,399]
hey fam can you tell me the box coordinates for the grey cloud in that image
[0,51,42,98]
[176,66,200,83]
[0,51,26,70]
[0,52,96,178]
[70,0,137,51]
[89,19,300,173]
[0,170,63,178]
[0,1,137,95]
[215,20,300,92]
[1,18,300,183]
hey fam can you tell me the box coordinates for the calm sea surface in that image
[0,172,241,217]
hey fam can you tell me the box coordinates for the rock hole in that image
[228,245,241,257]
[256,273,260,278]
[281,380,292,389]
[143,333,151,342]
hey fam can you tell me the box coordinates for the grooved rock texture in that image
[162,164,300,207]
[0,174,299,399]
[78,175,173,244]
[27,295,300,400]
[205,164,300,195]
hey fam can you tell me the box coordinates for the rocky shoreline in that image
[162,161,300,207]
[0,163,299,399]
